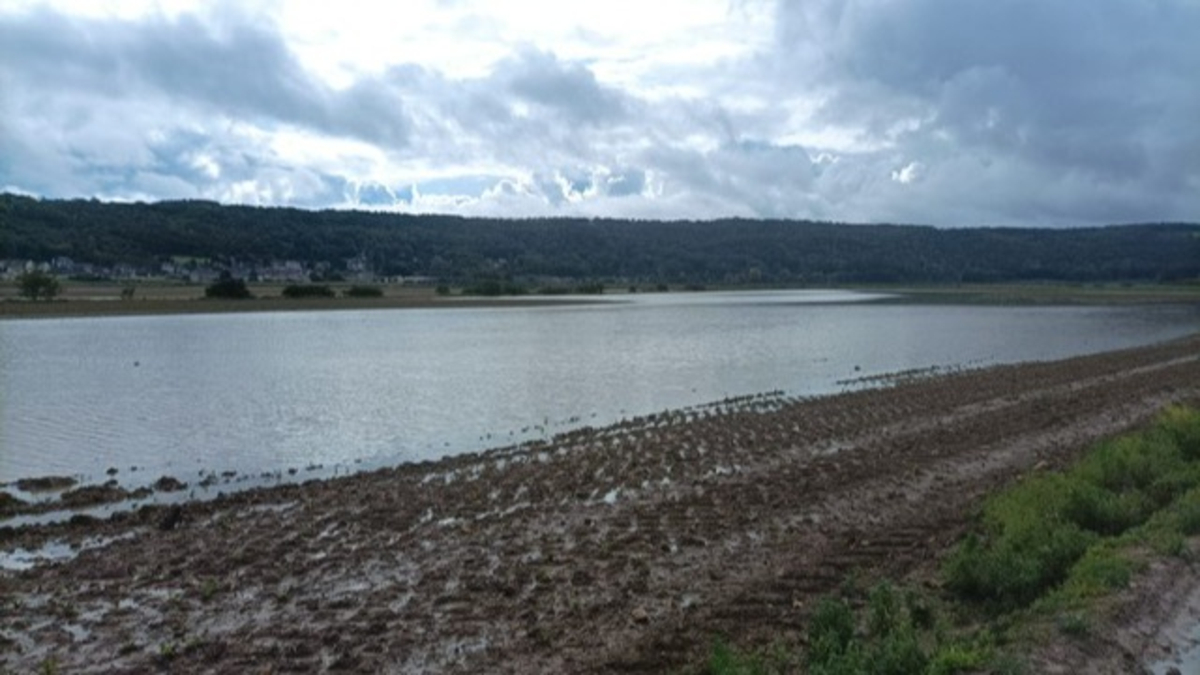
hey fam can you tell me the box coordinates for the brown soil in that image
[3,336,1200,674]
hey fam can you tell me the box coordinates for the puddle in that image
[1148,620,1200,674]
[0,532,137,571]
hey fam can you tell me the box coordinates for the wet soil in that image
[2,335,1200,673]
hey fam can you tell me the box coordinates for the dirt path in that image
[3,336,1200,673]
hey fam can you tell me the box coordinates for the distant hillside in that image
[2,193,1198,284]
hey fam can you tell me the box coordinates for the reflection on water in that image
[2,290,1197,484]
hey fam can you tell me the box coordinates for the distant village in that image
[0,255,435,286]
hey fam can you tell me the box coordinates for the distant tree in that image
[204,273,252,299]
[16,270,61,301]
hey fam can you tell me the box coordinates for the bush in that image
[1175,492,1200,535]
[1073,433,1183,494]
[708,640,772,675]
[1159,405,1200,460]
[804,585,931,675]
[807,597,856,668]
[16,270,61,301]
[343,285,383,298]
[204,276,251,299]
[1063,480,1153,536]
[944,474,1096,608]
[1057,544,1135,600]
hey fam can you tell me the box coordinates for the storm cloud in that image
[1,1,1196,225]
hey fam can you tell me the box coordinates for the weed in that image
[806,597,855,668]
[200,578,220,603]
[926,642,991,675]
[1175,492,1200,535]
[1058,546,1133,599]
[708,640,775,675]
[1056,612,1090,638]
[1159,405,1200,459]
[1151,529,1188,558]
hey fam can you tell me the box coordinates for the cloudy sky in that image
[1,0,1197,226]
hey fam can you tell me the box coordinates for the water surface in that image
[2,290,1197,485]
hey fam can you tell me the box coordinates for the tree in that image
[204,273,252,299]
[16,270,61,301]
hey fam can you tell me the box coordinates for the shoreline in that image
[0,294,615,320]
[3,334,1200,671]
[3,282,1198,320]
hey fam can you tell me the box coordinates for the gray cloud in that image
[0,8,410,147]
[501,49,629,126]
[772,0,1200,224]
[1,2,1197,225]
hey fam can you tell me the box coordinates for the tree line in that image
[3,193,1198,285]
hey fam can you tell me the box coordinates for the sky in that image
[1,0,1198,226]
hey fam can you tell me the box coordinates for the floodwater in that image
[2,290,1197,486]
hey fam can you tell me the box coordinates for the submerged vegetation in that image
[709,405,1200,674]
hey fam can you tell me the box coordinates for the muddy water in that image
[2,290,1197,486]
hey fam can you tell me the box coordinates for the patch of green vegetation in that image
[708,405,1200,675]
[708,582,995,675]
[944,405,1200,611]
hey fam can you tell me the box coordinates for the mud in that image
[2,335,1199,673]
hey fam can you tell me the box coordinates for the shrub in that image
[807,597,856,668]
[204,276,251,299]
[1176,493,1200,535]
[1063,480,1153,536]
[16,270,61,301]
[1074,433,1183,494]
[1059,546,1134,598]
[708,640,770,675]
[1159,405,1200,460]
[944,474,1096,608]
[281,284,335,299]
[344,285,383,298]
[927,643,991,675]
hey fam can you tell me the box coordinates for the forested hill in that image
[2,193,1198,284]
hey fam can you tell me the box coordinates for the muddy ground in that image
[3,335,1200,673]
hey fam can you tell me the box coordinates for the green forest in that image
[2,193,1197,285]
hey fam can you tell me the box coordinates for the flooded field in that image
[3,290,1197,488]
